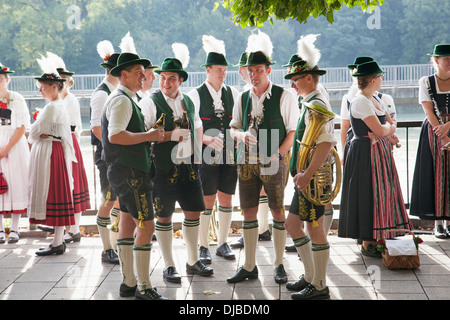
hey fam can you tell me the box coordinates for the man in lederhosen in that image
[284,34,336,300]
[101,32,167,300]
[227,31,299,284]
[139,43,214,284]
[187,35,240,263]
[89,40,120,264]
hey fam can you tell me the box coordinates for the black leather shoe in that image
[361,244,381,258]
[258,229,271,241]
[36,243,65,256]
[64,232,81,243]
[230,236,244,248]
[199,246,212,264]
[216,243,235,260]
[186,260,214,277]
[135,287,169,300]
[163,266,181,283]
[120,282,137,297]
[291,284,330,300]
[274,264,288,284]
[286,274,310,291]
[227,266,258,283]
[285,244,296,252]
[102,249,119,264]
[37,225,54,233]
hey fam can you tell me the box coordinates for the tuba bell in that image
[296,103,342,206]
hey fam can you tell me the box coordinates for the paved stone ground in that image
[0,226,449,301]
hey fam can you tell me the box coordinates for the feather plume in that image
[245,30,273,59]
[46,52,66,70]
[202,35,226,55]
[172,43,190,69]
[119,32,137,54]
[36,54,59,75]
[97,40,115,60]
[297,34,321,69]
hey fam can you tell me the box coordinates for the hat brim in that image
[352,69,385,77]
[200,63,233,68]
[427,53,450,57]
[154,69,188,82]
[110,59,151,77]
[284,69,326,80]
[34,76,66,82]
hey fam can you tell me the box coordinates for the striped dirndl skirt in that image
[71,133,91,213]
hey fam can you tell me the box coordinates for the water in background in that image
[79,103,426,218]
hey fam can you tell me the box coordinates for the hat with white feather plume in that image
[284,34,326,79]
[46,52,74,76]
[34,54,66,82]
[200,35,231,67]
[155,42,190,82]
[110,32,153,77]
[245,30,275,66]
[97,40,120,69]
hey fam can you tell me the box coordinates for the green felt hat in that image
[428,44,450,57]
[110,52,152,77]
[352,60,385,77]
[235,52,248,67]
[155,57,188,82]
[282,54,302,68]
[201,52,232,67]
[284,59,326,79]
[347,56,374,70]
[0,64,14,75]
[246,51,276,66]
[100,53,120,69]
[57,68,75,77]
[34,73,67,82]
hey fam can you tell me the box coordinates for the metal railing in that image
[11,63,434,97]
[80,120,423,213]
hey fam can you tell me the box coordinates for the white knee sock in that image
[97,215,112,252]
[11,214,20,233]
[272,220,286,266]
[155,221,175,268]
[183,218,200,266]
[117,238,137,287]
[218,206,233,246]
[312,243,330,290]
[257,196,269,234]
[199,209,212,248]
[294,236,314,283]
[243,220,258,271]
[134,244,152,292]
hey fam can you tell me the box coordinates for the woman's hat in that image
[245,30,276,66]
[347,56,374,70]
[351,60,385,77]
[0,63,14,75]
[46,52,75,76]
[200,35,232,67]
[235,52,248,67]
[34,55,66,82]
[110,32,153,77]
[155,43,190,82]
[284,34,326,80]
[428,44,450,57]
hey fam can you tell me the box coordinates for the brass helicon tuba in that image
[296,103,342,206]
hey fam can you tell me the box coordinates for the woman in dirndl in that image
[0,63,30,243]
[28,55,76,256]
[47,52,91,243]
[410,44,450,239]
[338,60,413,257]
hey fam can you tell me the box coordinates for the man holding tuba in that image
[284,34,337,300]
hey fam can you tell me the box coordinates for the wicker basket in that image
[381,229,420,270]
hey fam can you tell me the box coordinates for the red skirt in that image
[71,133,91,212]
[29,141,75,227]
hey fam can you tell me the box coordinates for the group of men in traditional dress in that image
[92,30,335,300]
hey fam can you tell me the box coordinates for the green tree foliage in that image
[0,0,448,76]
[219,0,385,27]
